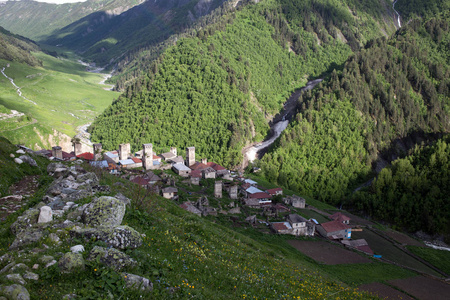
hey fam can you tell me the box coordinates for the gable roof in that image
[330,212,351,222]
[131,176,150,186]
[145,171,161,181]
[244,179,258,185]
[249,192,271,199]
[160,152,176,160]
[190,170,202,178]
[246,186,264,194]
[271,222,292,231]
[287,214,307,224]
[266,188,283,195]
[190,162,208,171]
[162,187,178,193]
[131,157,142,163]
[77,152,94,160]
[206,162,226,171]
[321,220,350,233]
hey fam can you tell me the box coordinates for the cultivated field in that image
[389,276,450,300]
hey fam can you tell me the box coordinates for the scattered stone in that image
[6,274,26,285]
[53,168,68,178]
[47,162,65,174]
[87,246,136,271]
[48,198,65,210]
[76,172,99,185]
[32,264,39,270]
[39,255,54,265]
[82,196,125,227]
[18,156,37,167]
[58,253,85,273]
[62,294,77,300]
[10,154,15,158]
[16,149,25,154]
[0,262,15,275]
[70,245,85,253]
[48,233,60,244]
[37,206,52,223]
[10,208,39,235]
[114,193,131,206]
[9,229,44,250]
[123,273,153,291]
[0,254,12,264]
[23,271,39,281]
[45,260,57,268]
[14,158,23,165]
[9,264,29,273]
[0,284,30,300]
[71,225,142,249]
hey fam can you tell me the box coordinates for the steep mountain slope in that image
[396,0,450,20]
[0,26,41,67]
[0,0,143,41]
[258,13,450,205]
[89,0,397,166]
[42,0,228,65]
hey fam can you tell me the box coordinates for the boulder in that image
[70,245,84,253]
[22,272,38,281]
[76,172,99,185]
[58,253,85,274]
[82,196,125,227]
[114,193,131,206]
[10,209,39,235]
[37,206,52,223]
[87,246,136,271]
[14,158,23,165]
[71,225,142,249]
[0,284,30,300]
[123,273,153,291]
[15,149,25,154]
[9,229,44,250]
[6,274,26,285]
[18,155,37,167]
[10,154,15,158]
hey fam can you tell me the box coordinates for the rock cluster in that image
[0,161,151,299]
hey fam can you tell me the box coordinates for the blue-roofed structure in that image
[90,160,109,168]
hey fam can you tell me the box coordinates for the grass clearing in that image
[406,245,450,275]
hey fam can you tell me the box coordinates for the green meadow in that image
[0,52,118,148]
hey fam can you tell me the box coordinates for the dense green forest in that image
[90,0,396,165]
[0,26,41,67]
[350,136,450,238]
[396,0,450,20]
[259,13,450,205]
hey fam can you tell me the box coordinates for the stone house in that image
[144,171,162,185]
[172,164,191,177]
[270,222,293,234]
[202,167,216,179]
[317,220,351,240]
[162,187,178,199]
[267,188,283,196]
[179,201,201,216]
[283,195,306,208]
[330,212,351,224]
[286,214,315,236]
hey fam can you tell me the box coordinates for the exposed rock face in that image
[10,209,39,235]
[71,225,142,249]
[123,273,153,291]
[0,284,30,300]
[82,196,125,227]
[87,246,136,271]
[9,229,44,250]
[37,206,52,223]
[58,253,85,273]
[18,155,37,167]
[6,274,26,285]
[46,162,66,174]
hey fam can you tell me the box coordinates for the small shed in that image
[162,187,178,199]
[172,164,191,177]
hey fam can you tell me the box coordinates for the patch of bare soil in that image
[389,276,450,300]
[384,230,424,247]
[287,240,372,265]
[0,175,40,221]
[358,282,413,299]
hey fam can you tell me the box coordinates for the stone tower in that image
[229,185,238,200]
[214,181,222,198]
[93,143,102,161]
[170,147,177,156]
[119,143,131,161]
[186,147,195,167]
[143,143,153,170]
[73,141,82,156]
[52,146,62,160]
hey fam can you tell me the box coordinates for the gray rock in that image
[48,233,60,244]
[18,155,37,167]
[16,149,25,154]
[14,158,23,165]
[9,264,29,273]
[6,274,26,285]
[71,225,142,249]
[70,245,84,253]
[10,153,15,158]
[58,253,85,273]
[114,193,131,206]
[0,262,15,275]
[9,229,43,250]
[22,272,39,281]
[87,246,136,271]
[38,255,54,265]
[37,206,52,223]
[0,254,12,264]
[48,198,65,210]
[10,209,39,235]
[45,260,57,268]
[0,284,30,300]
[82,196,125,227]
[123,273,153,291]
[76,172,99,185]
[47,162,65,174]
[53,168,68,178]
[62,294,77,300]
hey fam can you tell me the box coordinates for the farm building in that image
[330,212,351,224]
[283,195,306,208]
[317,220,351,240]
[162,187,178,199]
[172,164,191,177]
[267,188,283,196]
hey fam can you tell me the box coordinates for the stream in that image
[393,0,402,28]
[243,79,322,164]
[1,67,37,105]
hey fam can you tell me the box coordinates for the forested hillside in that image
[396,0,450,20]
[0,0,143,41]
[90,0,397,165]
[350,136,450,238]
[0,26,41,67]
[259,13,450,205]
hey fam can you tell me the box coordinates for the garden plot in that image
[287,240,371,265]
[389,276,450,300]
[358,282,413,299]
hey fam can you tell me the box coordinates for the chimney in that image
[170,147,177,156]
[201,158,207,165]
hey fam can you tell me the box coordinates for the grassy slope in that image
[0,52,118,148]
[406,246,450,275]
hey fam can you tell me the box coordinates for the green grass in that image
[406,246,450,275]
[352,230,442,277]
[319,263,416,287]
[0,52,118,148]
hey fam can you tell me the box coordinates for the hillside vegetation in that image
[90,0,397,166]
[0,26,41,67]
[259,13,450,211]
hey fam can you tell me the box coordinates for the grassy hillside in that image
[90,0,397,166]
[0,26,41,67]
[258,13,450,209]
[0,52,118,149]
[0,0,143,42]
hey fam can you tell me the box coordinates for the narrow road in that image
[1,67,37,105]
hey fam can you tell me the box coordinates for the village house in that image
[162,187,178,200]
[131,176,150,187]
[248,192,272,207]
[171,156,185,165]
[202,167,216,179]
[286,214,315,236]
[144,171,162,185]
[179,201,202,216]
[172,163,191,177]
[243,198,261,208]
[283,195,306,208]
[317,220,352,240]
[118,157,142,169]
[76,152,94,161]
[89,160,109,168]
[36,147,76,161]
[160,147,177,162]
[270,222,293,234]
[243,186,265,198]
[267,188,283,196]
[330,212,351,224]
[341,239,373,255]
[104,150,119,163]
